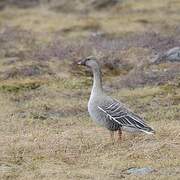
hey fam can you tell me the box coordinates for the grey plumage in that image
[78,57,155,137]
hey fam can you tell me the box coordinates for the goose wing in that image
[98,100,154,134]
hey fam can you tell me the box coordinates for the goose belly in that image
[88,104,106,126]
[88,104,121,131]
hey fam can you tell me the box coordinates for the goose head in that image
[77,56,100,70]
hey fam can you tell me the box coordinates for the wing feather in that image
[98,100,154,133]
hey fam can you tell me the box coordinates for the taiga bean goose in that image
[78,57,155,141]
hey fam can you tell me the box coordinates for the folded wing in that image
[98,100,154,134]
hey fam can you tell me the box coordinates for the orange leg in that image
[118,129,122,142]
[110,131,115,143]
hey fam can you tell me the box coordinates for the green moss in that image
[160,84,177,94]
[0,82,40,93]
[53,77,91,90]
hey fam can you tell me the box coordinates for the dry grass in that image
[0,81,179,180]
[0,0,180,37]
[0,0,180,179]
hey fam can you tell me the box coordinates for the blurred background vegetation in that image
[0,0,180,180]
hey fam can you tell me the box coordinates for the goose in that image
[78,57,155,141]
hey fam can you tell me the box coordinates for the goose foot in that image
[110,131,115,143]
[118,129,122,142]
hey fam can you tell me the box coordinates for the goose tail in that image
[141,127,155,135]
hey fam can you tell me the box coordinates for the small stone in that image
[153,47,180,64]
[126,167,155,175]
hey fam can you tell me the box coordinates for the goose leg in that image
[118,129,122,142]
[110,131,115,142]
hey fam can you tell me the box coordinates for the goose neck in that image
[91,67,103,94]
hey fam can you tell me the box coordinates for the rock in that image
[0,164,12,172]
[0,163,19,173]
[153,47,180,64]
[126,167,155,175]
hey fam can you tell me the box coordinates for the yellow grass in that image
[0,80,180,179]
[0,0,180,37]
[0,0,180,179]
